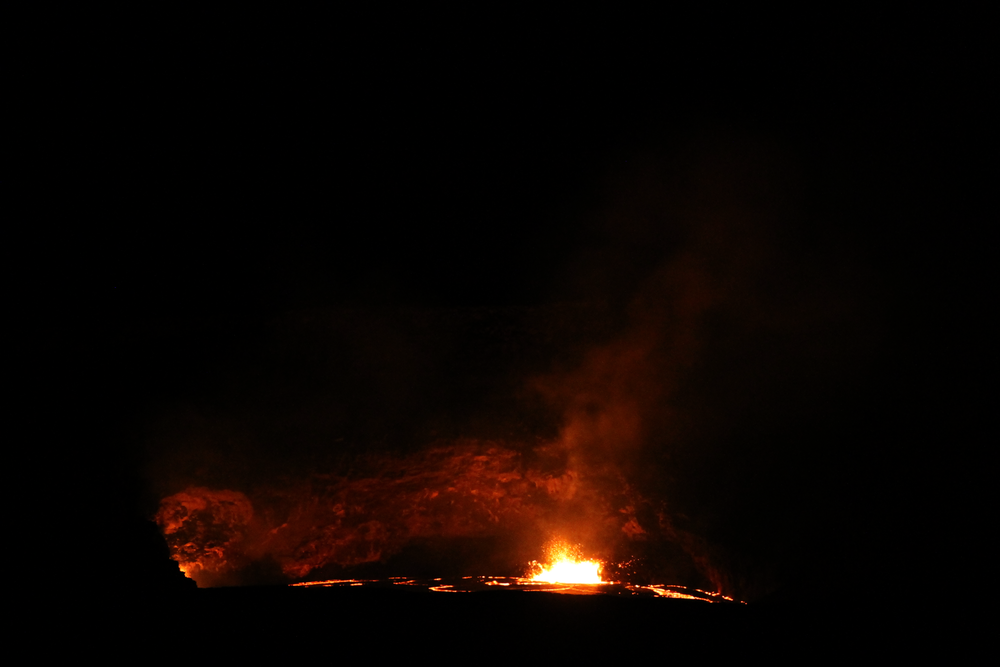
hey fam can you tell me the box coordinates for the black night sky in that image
[60,20,986,627]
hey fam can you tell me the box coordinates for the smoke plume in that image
[533,131,884,600]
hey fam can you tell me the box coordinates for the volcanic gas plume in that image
[150,134,881,601]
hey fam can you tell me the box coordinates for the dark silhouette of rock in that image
[120,518,197,592]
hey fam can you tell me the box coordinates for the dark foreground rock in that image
[116,585,762,659]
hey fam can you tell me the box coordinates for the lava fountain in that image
[528,541,604,584]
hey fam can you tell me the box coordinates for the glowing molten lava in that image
[529,542,605,584]
[531,558,604,584]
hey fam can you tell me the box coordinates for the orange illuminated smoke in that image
[529,542,605,584]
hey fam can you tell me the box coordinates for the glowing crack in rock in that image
[290,575,743,602]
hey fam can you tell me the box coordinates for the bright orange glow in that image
[528,541,605,584]
[290,575,741,601]
[290,578,369,587]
